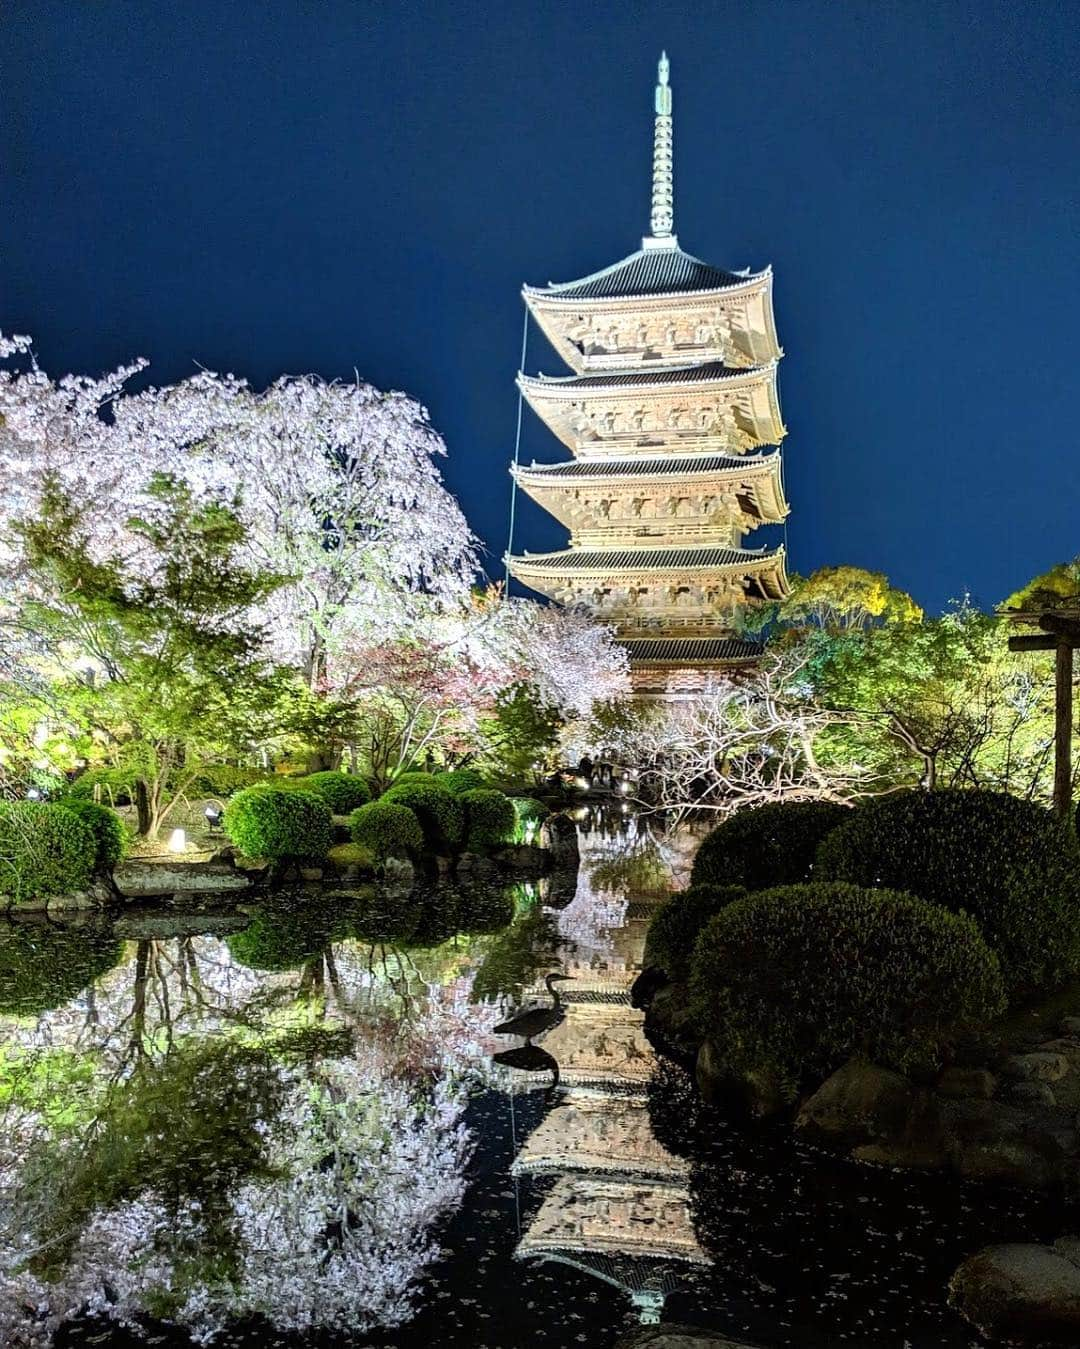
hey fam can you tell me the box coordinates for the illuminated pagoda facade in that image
[507,54,790,695]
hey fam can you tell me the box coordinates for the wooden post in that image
[1056,638,1073,821]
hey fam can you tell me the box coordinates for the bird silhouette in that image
[492,972,574,1041]
[492,1043,560,1088]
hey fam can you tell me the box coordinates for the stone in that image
[795,1059,919,1149]
[298,866,323,881]
[489,843,551,873]
[381,856,414,890]
[949,1242,1080,1344]
[1001,1052,1070,1083]
[1040,1037,1080,1065]
[937,1066,996,1100]
[114,912,250,940]
[113,859,252,897]
[1055,1237,1080,1268]
[617,1325,765,1349]
[540,812,580,869]
[1005,1080,1058,1108]
[1060,1017,1080,1038]
[941,1098,1065,1189]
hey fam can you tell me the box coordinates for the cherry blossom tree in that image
[606,651,871,818]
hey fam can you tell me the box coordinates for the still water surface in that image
[0,815,1069,1347]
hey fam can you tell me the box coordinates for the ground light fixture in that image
[167,828,186,853]
[204,804,224,830]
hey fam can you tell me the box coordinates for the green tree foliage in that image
[816,789,1080,998]
[644,885,746,982]
[690,800,852,890]
[479,683,560,783]
[690,883,1006,1083]
[55,798,128,868]
[223,786,332,863]
[10,476,288,838]
[804,602,1063,797]
[1002,557,1080,613]
[0,801,96,905]
[776,566,923,632]
[348,800,424,862]
[460,788,516,851]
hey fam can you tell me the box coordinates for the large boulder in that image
[949,1241,1080,1344]
[796,1059,922,1149]
[940,1097,1074,1188]
[113,859,251,897]
[617,1326,766,1349]
[540,812,579,869]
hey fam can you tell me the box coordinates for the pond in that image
[0,812,1071,1348]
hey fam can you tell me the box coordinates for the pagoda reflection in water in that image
[493,821,708,1325]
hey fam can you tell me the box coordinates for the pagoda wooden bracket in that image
[1007,610,1080,820]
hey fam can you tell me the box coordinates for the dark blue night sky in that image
[4,1,1079,612]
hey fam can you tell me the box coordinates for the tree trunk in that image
[134,780,153,837]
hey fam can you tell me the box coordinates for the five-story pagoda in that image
[506,54,790,695]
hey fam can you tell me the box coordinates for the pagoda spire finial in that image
[649,51,674,241]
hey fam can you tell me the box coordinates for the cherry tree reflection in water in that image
[0,897,505,1346]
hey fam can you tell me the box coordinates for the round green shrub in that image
[223,787,332,862]
[815,789,1080,996]
[386,771,439,790]
[55,799,128,868]
[511,797,550,842]
[381,779,464,852]
[349,800,424,861]
[690,800,852,890]
[0,802,96,904]
[291,771,372,814]
[690,882,1006,1081]
[0,921,125,1015]
[437,768,488,795]
[644,885,746,983]
[460,789,516,851]
[68,764,137,806]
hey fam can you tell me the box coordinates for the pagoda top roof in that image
[511,544,782,572]
[515,452,779,480]
[622,636,764,663]
[520,360,770,393]
[524,242,768,303]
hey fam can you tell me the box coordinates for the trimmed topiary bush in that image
[437,768,488,795]
[690,882,1006,1082]
[381,779,464,853]
[511,797,550,843]
[223,787,332,863]
[290,771,371,814]
[226,904,335,972]
[349,801,423,862]
[0,802,96,905]
[690,800,852,890]
[815,789,1080,997]
[68,764,137,806]
[460,789,516,851]
[644,885,746,982]
[55,798,127,868]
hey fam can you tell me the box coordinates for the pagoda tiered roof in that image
[524,243,765,301]
[511,451,789,533]
[621,636,765,664]
[510,543,786,585]
[518,359,784,456]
